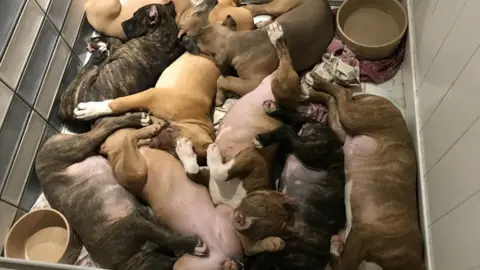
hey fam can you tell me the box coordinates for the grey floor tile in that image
[0,0,26,59]
[0,81,14,127]
[35,0,51,11]
[1,112,46,206]
[61,0,84,47]
[17,19,59,105]
[48,55,81,131]
[0,200,17,253]
[0,0,44,89]
[0,96,31,193]
[34,37,70,119]
[19,125,57,212]
[47,0,71,30]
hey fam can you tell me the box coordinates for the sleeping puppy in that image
[35,113,206,270]
[202,22,300,257]
[59,3,184,124]
[245,103,346,270]
[181,0,334,106]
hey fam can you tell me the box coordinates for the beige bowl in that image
[336,0,408,60]
[4,208,82,265]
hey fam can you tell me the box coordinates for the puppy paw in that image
[255,18,273,29]
[262,237,285,252]
[252,137,264,149]
[176,138,200,174]
[140,112,151,126]
[330,235,344,259]
[215,89,227,106]
[207,144,232,181]
[222,259,240,270]
[193,237,208,257]
[266,21,284,45]
[73,100,113,120]
[263,100,279,114]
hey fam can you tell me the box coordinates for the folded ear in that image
[222,15,237,31]
[271,191,298,212]
[149,5,159,19]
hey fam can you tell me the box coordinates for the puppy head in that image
[181,14,237,62]
[232,190,298,241]
[177,0,219,40]
[121,3,177,40]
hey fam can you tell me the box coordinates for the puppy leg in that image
[308,90,347,143]
[216,75,263,105]
[310,74,405,135]
[243,236,285,256]
[129,208,208,257]
[36,112,150,173]
[268,22,301,110]
[207,144,269,190]
[262,100,314,128]
[113,124,164,196]
[175,137,201,175]
[74,88,159,120]
[245,0,302,17]
[331,229,365,270]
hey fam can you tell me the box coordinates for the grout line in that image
[429,181,480,227]
[416,0,468,88]
[424,116,480,176]
[420,43,480,132]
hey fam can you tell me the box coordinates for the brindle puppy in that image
[35,113,206,270]
[244,103,346,269]
[59,3,184,124]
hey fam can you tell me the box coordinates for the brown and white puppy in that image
[73,0,255,177]
[182,0,334,106]
[308,77,424,270]
[34,113,205,270]
[245,105,346,270]
[204,22,300,256]
[60,3,184,124]
[84,0,253,40]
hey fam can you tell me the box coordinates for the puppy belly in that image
[209,178,247,208]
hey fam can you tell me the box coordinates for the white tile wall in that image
[413,0,480,268]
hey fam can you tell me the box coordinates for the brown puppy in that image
[85,0,253,40]
[205,22,299,256]
[182,0,333,106]
[308,77,424,270]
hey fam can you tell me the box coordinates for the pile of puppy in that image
[35,0,425,269]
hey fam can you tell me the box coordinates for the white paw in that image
[266,21,283,45]
[73,100,113,120]
[140,112,151,126]
[176,137,200,174]
[97,41,108,52]
[252,137,263,148]
[206,144,232,182]
[194,239,208,257]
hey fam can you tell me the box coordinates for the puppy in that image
[182,0,333,106]
[308,77,424,269]
[60,3,184,123]
[35,113,205,270]
[245,104,346,269]
[202,22,300,256]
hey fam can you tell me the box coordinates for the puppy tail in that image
[334,229,365,270]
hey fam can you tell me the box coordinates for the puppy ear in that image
[222,15,237,30]
[149,5,159,19]
[272,191,299,212]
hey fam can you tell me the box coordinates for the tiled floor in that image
[0,0,95,253]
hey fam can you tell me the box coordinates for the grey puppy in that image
[246,103,346,269]
[35,113,207,270]
[59,3,184,124]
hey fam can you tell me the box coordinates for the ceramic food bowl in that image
[4,208,82,264]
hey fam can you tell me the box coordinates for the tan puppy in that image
[74,52,219,175]
[308,78,424,269]
[85,0,253,40]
